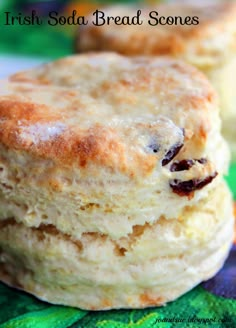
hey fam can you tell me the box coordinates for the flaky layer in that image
[0,54,229,212]
[0,141,228,239]
[0,181,233,310]
[0,56,230,239]
[0,53,233,310]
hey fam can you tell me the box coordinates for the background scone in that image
[0,54,234,310]
[77,1,236,160]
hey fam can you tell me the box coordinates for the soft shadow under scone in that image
[0,54,234,310]
[77,1,236,160]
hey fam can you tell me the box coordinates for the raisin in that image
[198,158,207,164]
[169,172,218,196]
[170,158,207,172]
[170,159,194,172]
[162,143,183,166]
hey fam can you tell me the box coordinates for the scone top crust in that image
[0,54,219,178]
[77,1,236,68]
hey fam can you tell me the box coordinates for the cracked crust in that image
[1,54,220,178]
[0,53,233,310]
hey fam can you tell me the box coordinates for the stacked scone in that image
[77,1,236,159]
[0,54,234,310]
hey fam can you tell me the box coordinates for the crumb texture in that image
[0,53,233,310]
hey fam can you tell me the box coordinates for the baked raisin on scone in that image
[0,54,234,310]
[77,1,236,160]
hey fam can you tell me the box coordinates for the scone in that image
[77,1,236,160]
[0,54,234,310]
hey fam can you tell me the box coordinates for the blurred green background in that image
[0,0,159,59]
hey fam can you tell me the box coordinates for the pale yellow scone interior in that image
[77,1,236,160]
[0,54,234,310]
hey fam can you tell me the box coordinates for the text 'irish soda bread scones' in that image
[77,1,236,160]
[0,54,234,310]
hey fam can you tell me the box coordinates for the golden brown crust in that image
[139,294,164,307]
[1,54,217,177]
[77,2,236,67]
